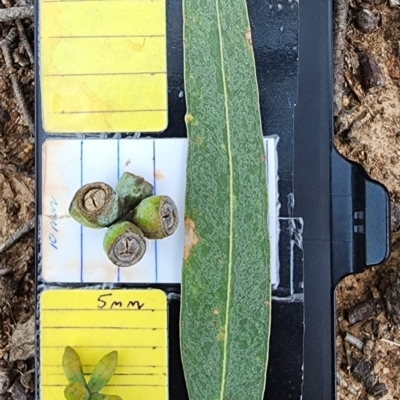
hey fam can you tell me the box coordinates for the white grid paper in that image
[41,138,279,284]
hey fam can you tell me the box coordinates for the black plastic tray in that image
[34,0,391,399]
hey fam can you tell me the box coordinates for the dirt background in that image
[335,1,400,399]
[0,3,35,399]
[0,0,398,399]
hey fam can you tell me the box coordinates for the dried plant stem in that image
[0,217,34,255]
[381,338,400,348]
[15,20,33,64]
[0,29,33,134]
[336,372,358,396]
[344,333,364,350]
[0,6,33,21]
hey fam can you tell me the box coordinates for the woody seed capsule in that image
[115,172,153,215]
[103,221,146,267]
[89,395,104,400]
[127,195,179,239]
[69,182,122,228]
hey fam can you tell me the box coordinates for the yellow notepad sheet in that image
[39,0,167,133]
[40,289,168,400]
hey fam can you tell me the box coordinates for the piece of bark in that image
[0,109,10,135]
[15,20,33,64]
[363,0,385,4]
[380,267,400,326]
[352,358,373,383]
[391,201,400,232]
[0,370,10,395]
[9,315,34,362]
[0,6,32,21]
[344,332,364,350]
[333,0,350,115]
[0,218,34,255]
[0,29,33,134]
[346,297,382,324]
[354,9,380,34]
[20,371,33,392]
[8,380,27,400]
[359,52,385,91]
[368,382,389,399]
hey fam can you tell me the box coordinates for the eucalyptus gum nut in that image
[88,351,118,393]
[90,396,123,400]
[69,182,122,228]
[128,195,179,239]
[64,382,90,400]
[103,221,146,267]
[62,346,87,387]
[115,172,154,214]
[89,394,104,400]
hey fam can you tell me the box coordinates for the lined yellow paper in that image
[40,289,168,400]
[39,0,167,133]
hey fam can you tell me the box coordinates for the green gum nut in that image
[89,394,104,400]
[103,221,146,267]
[115,172,153,214]
[62,346,87,387]
[64,382,90,400]
[127,195,179,239]
[88,351,118,393]
[69,182,122,228]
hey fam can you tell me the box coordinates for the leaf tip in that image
[63,346,79,364]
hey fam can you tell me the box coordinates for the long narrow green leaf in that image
[180,0,271,399]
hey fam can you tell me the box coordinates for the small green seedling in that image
[62,346,123,400]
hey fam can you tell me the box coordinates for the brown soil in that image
[335,1,400,400]
[0,0,398,399]
[0,6,35,400]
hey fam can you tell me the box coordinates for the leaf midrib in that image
[214,0,234,399]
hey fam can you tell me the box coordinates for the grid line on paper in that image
[47,35,165,39]
[44,72,166,77]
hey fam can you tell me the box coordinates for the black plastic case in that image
[35,0,390,399]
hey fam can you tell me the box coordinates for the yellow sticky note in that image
[39,0,167,133]
[40,289,168,400]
